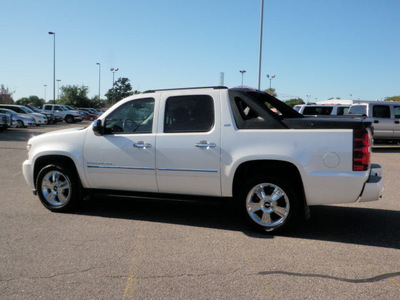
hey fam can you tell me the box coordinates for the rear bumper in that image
[357,164,384,202]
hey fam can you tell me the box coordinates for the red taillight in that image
[353,129,371,171]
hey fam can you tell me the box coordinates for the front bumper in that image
[357,164,384,202]
[22,159,35,190]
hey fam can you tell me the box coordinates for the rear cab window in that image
[164,95,214,133]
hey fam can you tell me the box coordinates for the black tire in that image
[65,115,74,123]
[238,176,300,233]
[17,120,24,128]
[36,164,81,212]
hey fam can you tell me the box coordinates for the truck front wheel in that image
[36,164,81,212]
[65,115,74,123]
[239,176,299,233]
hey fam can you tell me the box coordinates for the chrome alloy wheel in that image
[246,183,290,230]
[40,170,72,206]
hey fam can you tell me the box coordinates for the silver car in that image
[0,108,36,128]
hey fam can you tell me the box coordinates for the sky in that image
[1,0,399,102]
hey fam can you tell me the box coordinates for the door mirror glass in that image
[93,119,104,136]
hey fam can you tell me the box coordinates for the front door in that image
[83,97,158,192]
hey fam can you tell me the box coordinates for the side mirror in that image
[93,119,104,136]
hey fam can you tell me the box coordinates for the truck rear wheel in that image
[36,164,81,212]
[239,176,299,233]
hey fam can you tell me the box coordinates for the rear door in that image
[155,91,221,196]
[371,104,394,139]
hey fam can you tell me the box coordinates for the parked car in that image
[348,101,400,142]
[0,108,35,128]
[26,105,57,124]
[294,104,350,116]
[0,112,10,131]
[84,113,99,121]
[0,104,47,125]
[42,104,83,123]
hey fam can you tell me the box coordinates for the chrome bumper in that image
[357,164,384,202]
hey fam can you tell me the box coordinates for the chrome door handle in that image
[195,142,216,148]
[133,142,152,149]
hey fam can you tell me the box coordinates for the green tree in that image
[59,85,91,107]
[16,95,45,107]
[385,96,400,102]
[264,88,277,97]
[105,77,132,104]
[285,98,305,108]
[0,84,14,104]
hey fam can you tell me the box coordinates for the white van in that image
[348,101,400,142]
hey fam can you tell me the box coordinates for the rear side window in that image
[337,107,349,115]
[348,105,366,115]
[372,105,390,118]
[394,106,400,119]
[303,106,333,115]
[164,95,214,133]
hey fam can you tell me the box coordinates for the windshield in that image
[60,106,69,111]
[348,105,367,115]
[29,106,41,112]
[21,106,34,113]
[65,105,74,110]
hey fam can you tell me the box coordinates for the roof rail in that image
[142,86,228,94]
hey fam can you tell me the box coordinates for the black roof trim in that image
[143,86,228,94]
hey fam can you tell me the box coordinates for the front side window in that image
[372,105,390,118]
[104,98,155,134]
[164,95,214,133]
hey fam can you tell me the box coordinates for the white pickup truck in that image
[22,87,384,233]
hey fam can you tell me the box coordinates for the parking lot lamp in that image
[110,67,119,104]
[266,74,275,90]
[48,32,56,104]
[239,70,246,87]
[56,79,61,100]
[96,63,101,100]
[43,85,47,102]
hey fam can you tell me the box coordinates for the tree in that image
[59,85,91,107]
[16,95,45,107]
[0,84,14,104]
[385,96,400,102]
[105,77,132,104]
[264,88,277,97]
[285,98,305,108]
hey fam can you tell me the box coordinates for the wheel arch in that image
[33,155,80,190]
[232,160,308,218]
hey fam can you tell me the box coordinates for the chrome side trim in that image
[158,168,218,173]
[87,165,154,170]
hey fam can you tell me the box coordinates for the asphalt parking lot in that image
[1,122,399,299]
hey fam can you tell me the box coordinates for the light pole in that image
[56,79,61,100]
[48,32,56,104]
[110,67,119,104]
[306,95,311,103]
[266,74,275,90]
[43,85,47,102]
[239,70,246,87]
[96,63,101,100]
[258,0,264,90]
